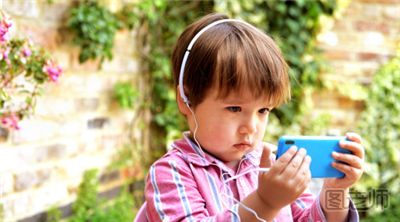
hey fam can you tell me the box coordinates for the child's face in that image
[186,87,271,167]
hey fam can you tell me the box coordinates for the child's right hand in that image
[257,144,312,211]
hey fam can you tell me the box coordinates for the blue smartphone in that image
[276,136,351,178]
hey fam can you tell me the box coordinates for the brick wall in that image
[0,0,146,221]
[315,0,400,132]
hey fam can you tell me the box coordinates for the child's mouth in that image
[234,143,252,151]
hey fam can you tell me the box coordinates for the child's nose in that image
[239,115,258,134]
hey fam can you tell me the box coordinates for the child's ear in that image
[176,85,191,116]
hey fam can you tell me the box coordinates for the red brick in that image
[357,52,381,61]
[333,20,351,31]
[338,97,357,109]
[69,48,102,72]
[324,50,353,60]
[354,100,366,110]
[17,23,61,50]
[354,21,391,34]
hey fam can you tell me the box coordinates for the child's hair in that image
[172,13,290,108]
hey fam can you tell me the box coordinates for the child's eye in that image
[226,106,242,112]
[258,108,270,114]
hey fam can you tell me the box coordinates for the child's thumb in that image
[259,142,274,168]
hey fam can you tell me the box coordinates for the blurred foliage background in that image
[356,50,400,221]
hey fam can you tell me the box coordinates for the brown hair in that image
[172,13,290,108]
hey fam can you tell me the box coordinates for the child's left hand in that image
[323,132,365,189]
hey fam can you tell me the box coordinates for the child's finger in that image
[264,142,276,167]
[294,155,312,189]
[339,140,365,159]
[281,148,307,178]
[332,152,363,169]
[346,132,363,144]
[332,162,362,180]
[259,144,272,169]
[270,146,298,175]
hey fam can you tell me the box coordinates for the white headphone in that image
[178,18,253,105]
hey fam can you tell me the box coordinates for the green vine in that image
[67,0,122,66]
[111,78,148,169]
[113,81,138,110]
[116,1,214,161]
[47,169,135,222]
[46,206,62,222]
[69,169,99,222]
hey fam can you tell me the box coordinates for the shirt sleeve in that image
[145,156,241,222]
[291,190,359,222]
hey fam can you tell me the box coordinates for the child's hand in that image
[257,143,312,210]
[324,132,365,189]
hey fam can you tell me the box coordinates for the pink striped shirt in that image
[145,134,359,222]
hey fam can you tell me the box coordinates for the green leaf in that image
[113,81,138,109]
[67,0,120,66]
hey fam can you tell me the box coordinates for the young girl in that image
[143,13,364,222]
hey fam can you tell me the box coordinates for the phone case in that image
[276,136,351,178]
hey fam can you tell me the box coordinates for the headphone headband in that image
[178,18,249,105]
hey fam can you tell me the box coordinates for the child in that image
[144,13,364,222]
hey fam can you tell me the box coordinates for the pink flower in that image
[22,46,31,57]
[43,60,63,82]
[2,17,12,28]
[2,47,10,59]
[1,113,20,130]
[0,27,7,39]
[0,17,12,43]
[1,47,11,65]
